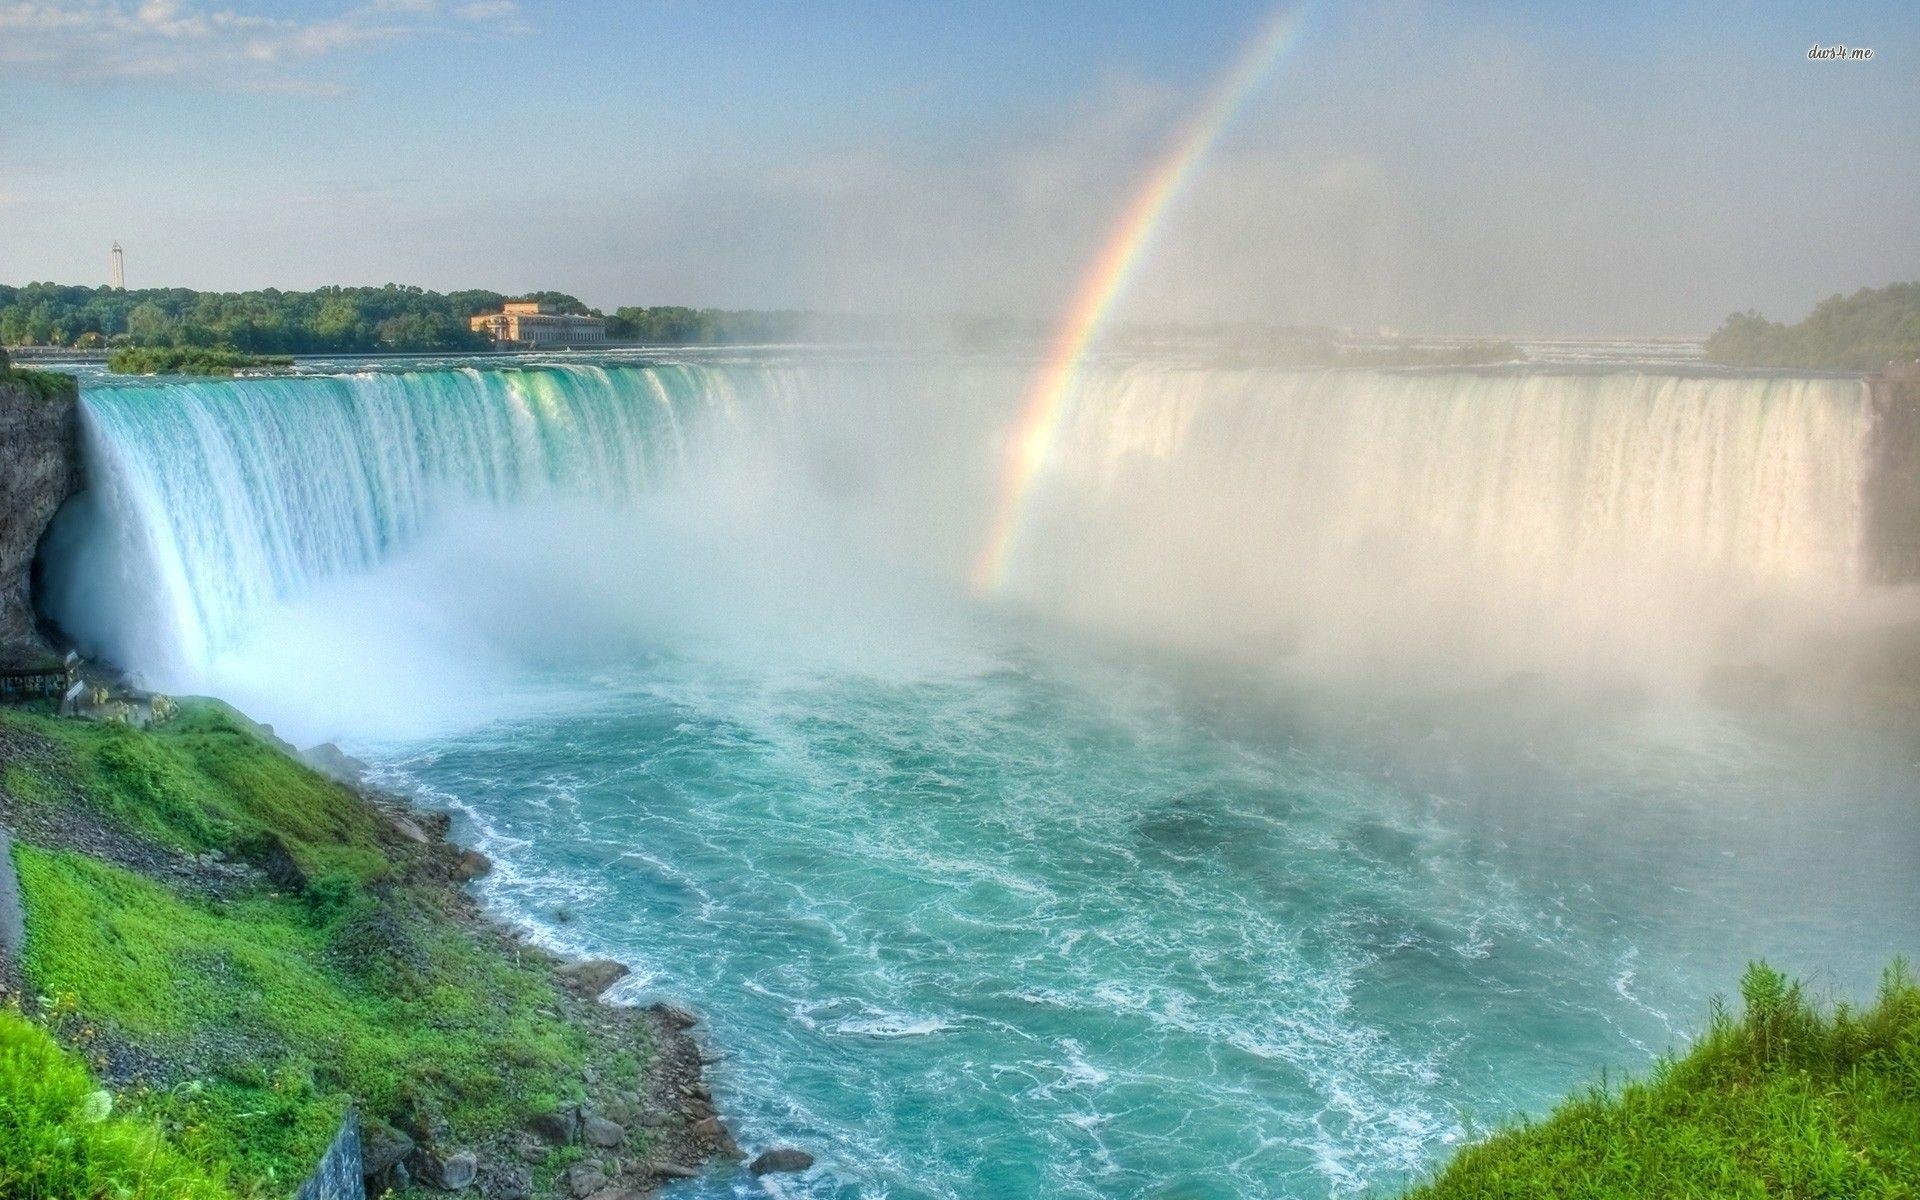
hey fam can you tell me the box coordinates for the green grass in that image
[3,701,390,885]
[0,1006,234,1199]
[1405,961,1920,1199]
[0,702,594,1197]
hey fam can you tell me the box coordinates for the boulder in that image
[559,959,630,998]
[452,849,493,882]
[360,1121,416,1176]
[389,815,431,845]
[565,1162,607,1198]
[529,1107,580,1145]
[302,741,371,784]
[689,1115,741,1157]
[417,1149,477,1190]
[650,1163,701,1179]
[749,1148,815,1176]
[648,1002,699,1030]
[581,1114,626,1148]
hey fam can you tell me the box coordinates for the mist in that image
[37,359,1920,750]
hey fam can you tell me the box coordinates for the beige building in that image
[469,301,608,347]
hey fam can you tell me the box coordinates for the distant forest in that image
[1705,280,1920,371]
[0,282,819,352]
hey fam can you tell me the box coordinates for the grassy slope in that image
[0,701,593,1198]
[1405,962,1920,1199]
[0,1007,232,1200]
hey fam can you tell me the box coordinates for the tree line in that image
[1705,280,1920,371]
[0,282,822,353]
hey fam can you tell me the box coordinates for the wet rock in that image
[689,1116,742,1157]
[452,849,493,882]
[749,1148,815,1176]
[651,1163,701,1179]
[652,1159,706,1182]
[529,1107,580,1145]
[565,1162,607,1197]
[389,814,431,845]
[559,958,629,998]
[649,1002,699,1030]
[581,1114,626,1148]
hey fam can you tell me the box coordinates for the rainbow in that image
[973,4,1310,593]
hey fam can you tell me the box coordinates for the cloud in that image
[0,0,525,88]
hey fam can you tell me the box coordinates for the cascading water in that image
[1005,367,1877,682]
[44,363,799,685]
[49,360,1880,697]
[37,356,1920,1198]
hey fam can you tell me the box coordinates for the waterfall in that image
[42,363,803,685]
[1004,366,1879,681]
[42,358,1890,707]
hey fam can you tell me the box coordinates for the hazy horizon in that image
[3,1,1917,337]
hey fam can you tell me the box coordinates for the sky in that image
[1,0,1916,335]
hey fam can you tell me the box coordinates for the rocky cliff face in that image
[0,373,82,666]
[1867,366,1920,585]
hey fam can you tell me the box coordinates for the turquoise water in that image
[363,637,1919,1198]
[55,358,1920,1198]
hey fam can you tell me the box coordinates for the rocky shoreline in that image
[310,750,755,1199]
[0,697,813,1199]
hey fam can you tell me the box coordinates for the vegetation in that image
[0,346,78,403]
[0,1007,233,1199]
[0,701,598,1197]
[0,282,514,354]
[1406,960,1920,1199]
[604,305,814,343]
[0,282,832,353]
[1705,281,1920,371]
[105,346,295,377]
